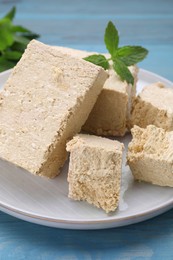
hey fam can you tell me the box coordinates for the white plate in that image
[0,69,173,230]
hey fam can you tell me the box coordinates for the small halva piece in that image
[127,125,173,187]
[130,82,173,131]
[66,134,124,213]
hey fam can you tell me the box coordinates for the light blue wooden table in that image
[0,0,173,259]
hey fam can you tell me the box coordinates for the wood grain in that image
[0,210,173,259]
[0,0,173,259]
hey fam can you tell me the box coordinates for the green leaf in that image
[12,25,40,39]
[104,21,119,57]
[11,25,31,33]
[13,35,30,45]
[0,28,14,51]
[20,32,40,40]
[10,41,27,52]
[0,7,40,72]
[84,54,109,70]
[0,20,14,51]
[0,17,10,26]
[0,57,16,72]
[113,58,134,85]
[116,46,148,66]
[0,29,13,51]
[4,50,22,61]
[3,6,16,21]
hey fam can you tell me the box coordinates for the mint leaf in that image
[11,41,27,52]
[104,21,119,57]
[20,32,40,40]
[12,25,40,39]
[13,35,30,45]
[0,19,14,51]
[0,57,15,72]
[116,46,148,66]
[84,54,109,70]
[4,51,22,61]
[11,25,31,33]
[3,6,16,21]
[0,7,40,72]
[113,58,134,85]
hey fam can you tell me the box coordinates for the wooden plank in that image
[0,0,173,15]
[0,0,173,259]
[0,209,173,258]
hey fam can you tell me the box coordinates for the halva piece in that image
[55,46,138,136]
[0,40,107,178]
[130,82,173,131]
[66,134,124,213]
[83,65,138,136]
[127,125,173,187]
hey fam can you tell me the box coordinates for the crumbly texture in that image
[66,134,124,213]
[130,82,173,130]
[55,46,138,136]
[0,40,107,178]
[127,125,173,187]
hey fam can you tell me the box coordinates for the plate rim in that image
[0,68,173,228]
[0,194,173,225]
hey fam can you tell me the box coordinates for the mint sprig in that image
[84,54,109,70]
[0,7,39,72]
[84,21,148,85]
